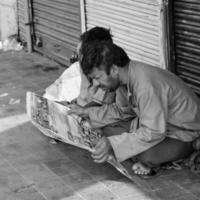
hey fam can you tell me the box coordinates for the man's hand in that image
[91,137,112,163]
[67,104,89,118]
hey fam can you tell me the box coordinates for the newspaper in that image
[26,91,135,181]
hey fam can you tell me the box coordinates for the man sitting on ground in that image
[69,41,200,178]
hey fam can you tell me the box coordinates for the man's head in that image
[80,41,130,91]
[70,27,113,64]
[80,26,113,45]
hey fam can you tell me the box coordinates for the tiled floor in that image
[0,50,200,200]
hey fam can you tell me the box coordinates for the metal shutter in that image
[85,0,166,68]
[32,0,81,66]
[174,0,200,96]
[17,0,26,42]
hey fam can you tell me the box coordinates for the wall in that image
[0,0,17,40]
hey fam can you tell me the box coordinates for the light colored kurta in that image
[88,85,134,128]
[88,61,200,162]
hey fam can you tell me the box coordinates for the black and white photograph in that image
[0,0,200,199]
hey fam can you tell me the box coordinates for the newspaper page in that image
[26,91,135,181]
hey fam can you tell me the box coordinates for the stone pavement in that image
[0,50,200,200]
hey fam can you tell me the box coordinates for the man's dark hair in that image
[70,27,113,64]
[81,41,130,76]
[80,26,113,43]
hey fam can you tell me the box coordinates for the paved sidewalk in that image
[0,50,200,200]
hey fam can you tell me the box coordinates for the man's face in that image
[88,66,120,91]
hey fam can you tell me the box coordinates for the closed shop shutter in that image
[85,0,167,68]
[17,0,26,42]
[174,0,200,96]
[32,0,81,66]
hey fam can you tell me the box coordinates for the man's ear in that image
[110,65,119,76]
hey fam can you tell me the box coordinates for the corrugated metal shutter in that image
[17,0,26,42]
[174,0,200,96]
[85,0,166,68]
[32,0,81,66]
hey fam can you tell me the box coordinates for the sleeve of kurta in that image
[87,103,135,128]
[108,86,168,162]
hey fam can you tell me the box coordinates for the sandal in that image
[136,167,162,179]
[132,162,162,179]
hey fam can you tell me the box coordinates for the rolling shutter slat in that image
[32,0,81,66]
[174,0,200,95]
[85,0,165,68]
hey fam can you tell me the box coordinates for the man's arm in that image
[87,103,135,128]
[69,85,135,128]
[87,86,135,128]
[68,102,135,128]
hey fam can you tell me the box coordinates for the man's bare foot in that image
[132,162,151,175]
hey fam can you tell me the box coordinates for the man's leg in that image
[133,137,194,175]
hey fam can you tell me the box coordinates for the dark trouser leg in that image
[136,137,194,168]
